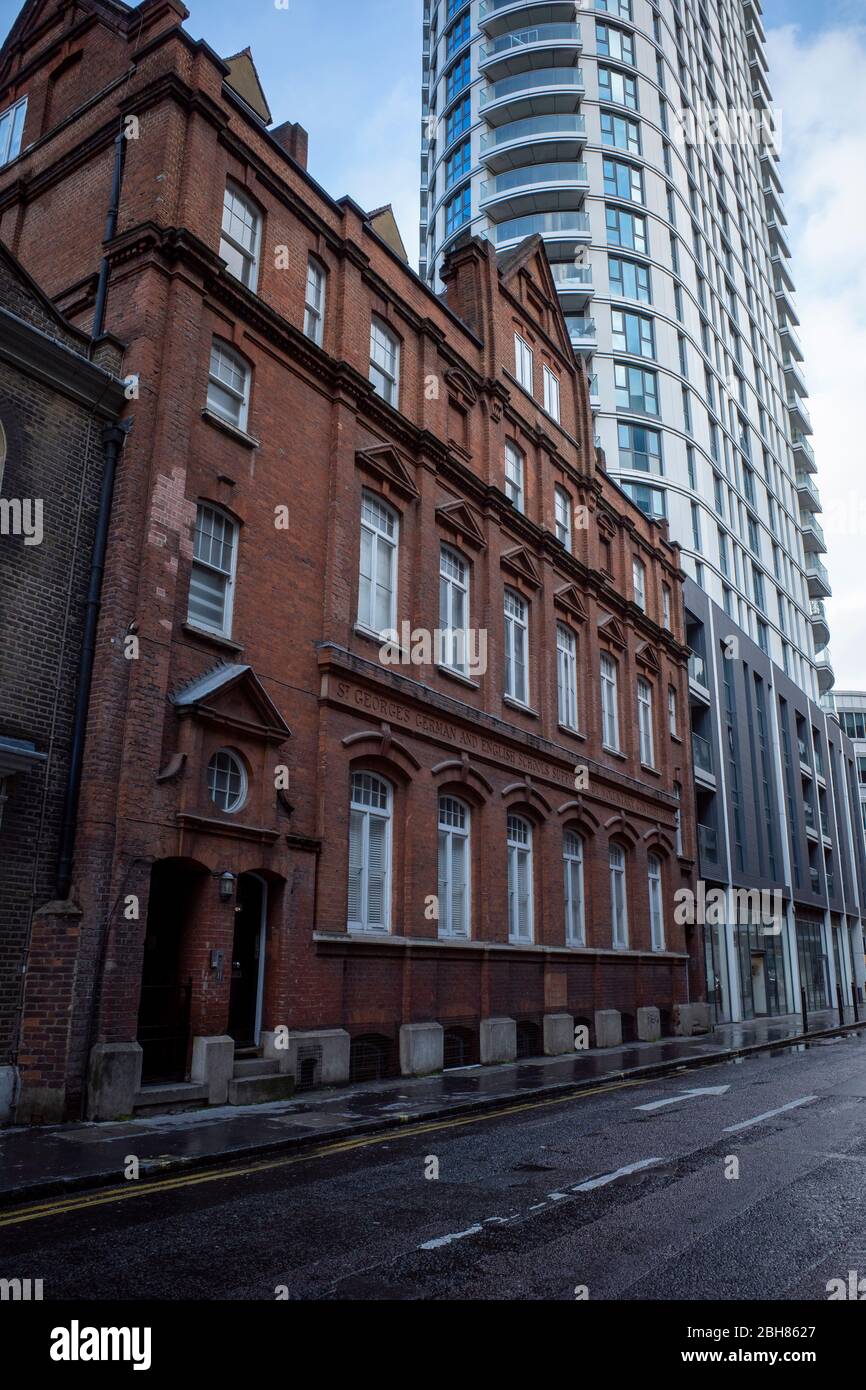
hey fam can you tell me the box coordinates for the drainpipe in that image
[92,129,125,342]
[56,419,131,899]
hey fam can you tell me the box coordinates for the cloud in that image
[767,21,866,689]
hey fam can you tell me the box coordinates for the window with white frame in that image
[439,545,469,675]
[507,814,533,942]
[188,502,238,635]
[668,684,678,736]
[207,748,247,813]
[632,555,646,610]
[220,183,261,290]
[556,623,578,730]
[610,843,628,948]
[0,96,27,169]
[369,318,400,406]
[514,334,534,393]
[504,440,525,512]
[648,853,664,950]
[554,485,572,551]
[563,830,585,946]
[543,365,561,422]
[358,491,398,635]
[304,257,326,346]
[348,772,392,932]
[504,588,529,705]
[637,677,655,766]
[662,582,672,630]
[674,781,683,855]
[600,651,620,750]
[207,340,250,430]
[438,795,470,938]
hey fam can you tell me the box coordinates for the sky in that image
[1,0,865,686]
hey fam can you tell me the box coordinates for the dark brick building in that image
[0,0,701,1123]
[0,241,125,1121]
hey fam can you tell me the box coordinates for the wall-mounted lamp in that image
[218,870,236,902]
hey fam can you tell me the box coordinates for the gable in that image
[500,544,540,589]
[498,235,573,362]
[172,663,291,741]
[635,641,661,672]
[0,241,91,350]
[553,584,587,623]
[0,0,130,83]
[223,48,272,124]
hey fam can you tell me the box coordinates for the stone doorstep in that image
[227,1073,296,1106]
[232,1058,275,1079]
[133,1081,209,1116]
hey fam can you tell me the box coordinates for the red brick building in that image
[0,0,701,1123]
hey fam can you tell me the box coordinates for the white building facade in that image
[420,0,832,702]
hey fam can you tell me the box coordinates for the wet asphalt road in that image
[5,1034,866,1301]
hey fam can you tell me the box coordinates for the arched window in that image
[207,749,247,813]
[609,843,628,948]
[439,546,469,675]
[507,814,533,943]
[556,623,578,731]
[600,652,620,750]
[648,853,664,951]
[637,676,655,767]
[220,182,261,290]
[438,795,470,938]
[348,772,392,933]
[188,502,238,636]
[358,491,398,635]
[563,830,585,946]
[504,588,529,705]
[207,339,251,430]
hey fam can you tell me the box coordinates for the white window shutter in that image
[366,814,388,929]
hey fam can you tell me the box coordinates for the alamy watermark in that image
[0,497,43,545]
[674,882,783,934]
[379,623,488,678]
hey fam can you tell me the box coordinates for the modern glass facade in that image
[420,0,830,703]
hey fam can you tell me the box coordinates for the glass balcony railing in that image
[565,315,596,340]
[588,373,599,399]
[689,651,708,687]
[692,733,714,776]
[480,113,586,150]
[550,262,593,290]
[492,210,590,243]
[479,0,557,14]
[792,432,816,469]
[481,160,587,199]
[698,824,718,860]
[796,471,820,508]
[810,599,828,624]
[481,67,584,106]
[820,810,830,838]
[807,555,831,590]
[480,23,581,61]
[804,802,816,831]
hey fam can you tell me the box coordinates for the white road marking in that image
[723,1095,818,1133]
[571,1157,663,1191]
[636,1085,731,1112]
[419,1215,514,1249]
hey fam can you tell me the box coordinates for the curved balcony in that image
[480,112,586,172]
[801,512,826,554]
[780,317,803,362]
[478,0,578,38]
[810,600,830,650]
[792,431,816,473]
[480,65,584,125]
[796,469,821,513]
[479,22,582,79]
[788,391,813,436]
[480,159,588,219]
[492,208,591,255]
[815,648,835,696]
[550,259,594,307]
[783,353,808,398]
[774,277,799,327]
[565,314,596,354]
[806,555,832,600]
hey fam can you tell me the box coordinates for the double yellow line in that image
[0,1076,654,1230]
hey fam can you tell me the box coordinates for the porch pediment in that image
[171,663,291,742]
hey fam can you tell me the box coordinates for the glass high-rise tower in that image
[420,0,832,703]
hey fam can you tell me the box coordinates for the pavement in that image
[5,1022,866,1300]
[0,1005,862,1206]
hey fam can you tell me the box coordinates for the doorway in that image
[228,873,267,1047]
[137,861,200,1083]
[750,952,768,1016]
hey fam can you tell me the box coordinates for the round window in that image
[207,749,247,813]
